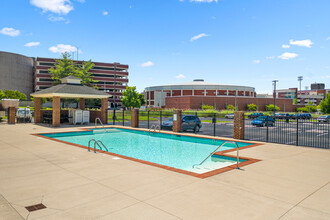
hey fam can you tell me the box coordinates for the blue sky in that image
[1,0,330,93]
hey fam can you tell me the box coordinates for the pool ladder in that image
[193,141,240,169]
[149,124,160,133]
[88,139,108,153]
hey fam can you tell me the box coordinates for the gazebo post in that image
[79,98,85,110]
[34,97,42,123]
[101,98,108,124]
[52,96,61,127]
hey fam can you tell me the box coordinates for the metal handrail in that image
[95,117,104,129]
[154,125,160,132]
[88,139,108,153]
[149,124,156,131]
[94,140,108,152]
[88,139,96,152]
[193,141,240,169]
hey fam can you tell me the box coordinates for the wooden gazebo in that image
[30,76,110,127]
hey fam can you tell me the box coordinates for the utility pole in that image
[272,80,279,116]
[298,76,303,99]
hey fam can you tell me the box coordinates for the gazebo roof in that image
[30,76,111,99]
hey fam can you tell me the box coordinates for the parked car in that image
[275,113,293,119]
[251,116,275,127]
[225,113,234,119]
[293,113,312,119]
[248,113,264,119]
[161,115,202,132]
[317,115,330,123]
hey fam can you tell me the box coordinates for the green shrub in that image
[201,105,214,110]
[247,103,257,111]
[226,104,236,110]
[265,104,280,111]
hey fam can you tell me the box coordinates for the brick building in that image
[34,57,129,107]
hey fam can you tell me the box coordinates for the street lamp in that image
[272,80,279,116]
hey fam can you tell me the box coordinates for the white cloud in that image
[24,42,40,47]
[49,44,80,53]
[190,33,208,42]
[30,0,74,15]
[175,74,186,79]
[266,56,275,59]
[0,27,20,37]
[140,61,154,67]
[326,37,330,40]
[278,52,298,60]
[282,44,290,49]
[252,60,260,64]
[289,39,313,48]
[103,11,108,15]
[48,15,66,22]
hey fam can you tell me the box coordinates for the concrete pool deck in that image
[0,124,329,219]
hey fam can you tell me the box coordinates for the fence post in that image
[296,118,299,146]
[233,111,245,140]
[213,113,216,136]
[173,110,182,132]
[131,108,139,128]
[160,110,162,129]
[113,109,116,125]
[122,109,125,126]
[266,116,269,142]
[147,110,150,129]
[195,112,198,134]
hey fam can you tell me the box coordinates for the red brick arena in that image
[144,79,298,111]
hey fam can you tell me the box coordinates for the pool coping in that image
[32,125,262,179]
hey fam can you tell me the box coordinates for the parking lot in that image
[110,114,329,149]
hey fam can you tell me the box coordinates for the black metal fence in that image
[244,117,329,149]
[108,110,234,137]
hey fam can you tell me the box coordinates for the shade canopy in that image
[30,76,111,99]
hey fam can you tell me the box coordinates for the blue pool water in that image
[41,128,252,174]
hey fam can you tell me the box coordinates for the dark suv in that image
[248,113,264,119]
[161,115,202,132]
[293,113,312,119]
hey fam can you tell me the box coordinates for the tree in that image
[49,52,97,86]
[320,93,330,114]
[226,104,236,110]
[138,93,146,106]
[1,90,27,101]
[265,104,280,111]
[247,103,257,111]
[293,98,298,104]
[0,90,5,100]
[121,86,141,108]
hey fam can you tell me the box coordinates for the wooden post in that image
[131,109,139,128]
[79,98,85,110]
[8,107,16,124]
[100,98,108,124]
[34,97,42,123]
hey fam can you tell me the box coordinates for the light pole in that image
[298,76,303,98]
[272,80,278,116]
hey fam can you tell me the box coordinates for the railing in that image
[149,124,160,133]
[193,141,240,169]
[95,117,104,129]
[88,139,108,153]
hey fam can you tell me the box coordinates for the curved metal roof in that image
[144,80,255,91]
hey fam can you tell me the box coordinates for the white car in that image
[225,113,234,119]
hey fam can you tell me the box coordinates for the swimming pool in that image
[39,128,259,177]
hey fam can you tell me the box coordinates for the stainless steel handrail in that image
[94,140,108,152]
[88,139,97,152]
[193,141,240,169]
[88,139,108,153]
[95,117,104,129]
[154,125,160,132]
[149,124,156,132]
